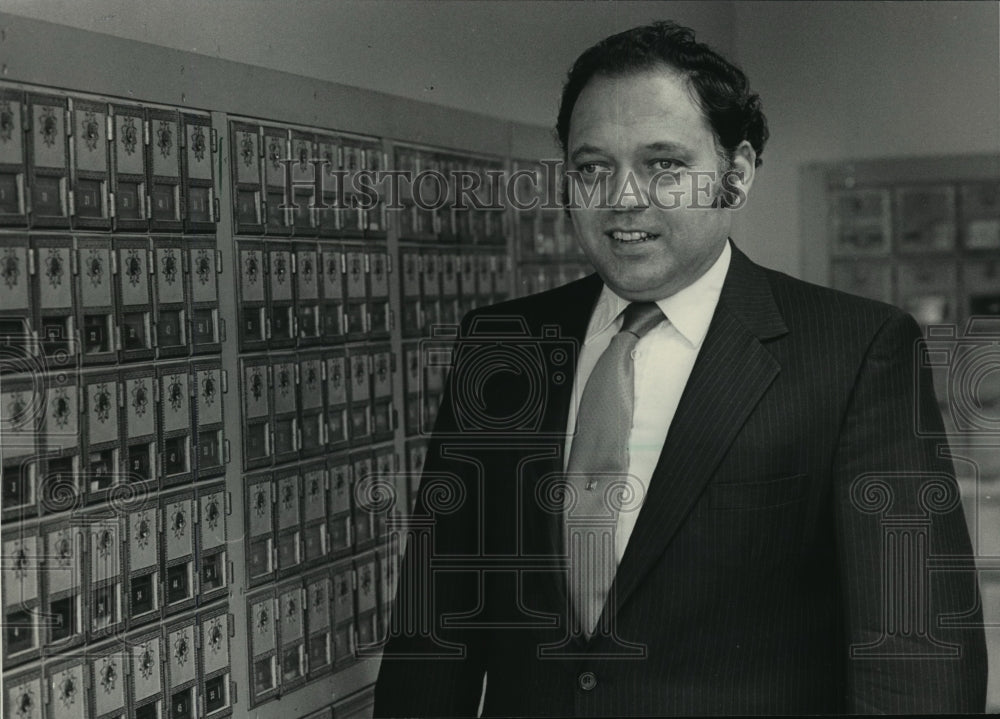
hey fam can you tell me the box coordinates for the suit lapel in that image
[515,275,602,618]
[605,244,788,622]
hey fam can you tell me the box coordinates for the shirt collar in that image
[586,240,731,349]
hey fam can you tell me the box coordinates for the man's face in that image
[566,67,752,301]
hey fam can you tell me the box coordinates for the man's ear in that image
[720,140,756,209]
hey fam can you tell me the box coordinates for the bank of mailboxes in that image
[0,233,222,364]
[241,350,397,470]
[236,238,390,350]
[229,121,386,239]
[393,145,506,245]
[0,609,235,719]
[1,492,230,670]
[398,247,511,337]
[0,90,218,231]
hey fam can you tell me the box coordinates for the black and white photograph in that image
[0,2,997,716]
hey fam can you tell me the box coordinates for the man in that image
[374,21,987,716]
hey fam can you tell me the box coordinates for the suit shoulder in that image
[760,265,907,329]
[460,274,599,325]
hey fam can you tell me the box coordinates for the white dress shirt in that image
[564,241,731,563]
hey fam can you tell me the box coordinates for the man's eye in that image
[653,159,682,171]
[576,163,607,176]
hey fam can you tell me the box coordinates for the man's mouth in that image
[609,230,658,243]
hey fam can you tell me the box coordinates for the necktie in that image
[565,301,664,638]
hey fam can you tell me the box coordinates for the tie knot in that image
[620,302,663,339]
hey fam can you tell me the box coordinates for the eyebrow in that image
[569,141,694,163]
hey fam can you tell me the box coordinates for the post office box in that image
[68,98,111,231]
[188,241,222,353]
[45,658,87,719]
[302,468,329,565]
[318,243,345,341]
[127,506,161,625]
[248,591,278,705]
[129,629,165,716]
[400,249,421,300]
[181,113,217,232]
[197,483,229,603]
[236,239,266,350]
[199,608,233,716]
[120,366,157,487]
[245,474,275,585]
[378,548,400,638]
[299,354,325,457]
[262,126,291,235]
[354,554,378,652]
[165,618,197,698]
[2,454,37,522]
[109,103,147,231]
[0,89,28,227]
[401,300,422,340]
[306,573,333,679]
[348,349,372,409]
[4,668,42,719]
[2,529,40,665]
[421,252,441,299]
[271,358,299,462]
[328,457,352,516]
[278,584,306,686]
[0,236,33,350]
[266,244,295,347]
[158,365,193,485]
[32,236,76,360]
[458,253,477,298]
[147,108,183,232]
[87,514,123,587]
[114,236,154,360]
[42,522,83,647]
[351,453,375,548]
[404,392,422,438]
[294,242,321,342]
[331,561,355,629]
[288,132,318,235]
[152,239,190,357]
[1,376,39,510]
[81,371,121,500]
[370,249,390,300]
[27,93,70,228]
[493,253,510,299]
[162,492,195,609]
[241,358,271,469]
[76,238,117,363]
[344,249,367,301]
[275,470,301,533]
[192,362,226,479]
[476,254,493,299]
[89,642,126,718]
[230,121,263,233]
[324,352,348,410]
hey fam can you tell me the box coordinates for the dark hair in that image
[555,21,768,167]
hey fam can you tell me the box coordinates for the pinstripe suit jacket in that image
[374,243,988,716]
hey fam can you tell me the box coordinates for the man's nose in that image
[610,169,648,211]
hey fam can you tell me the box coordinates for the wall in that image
[1,0,733,131]
[731,0,1000,276]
